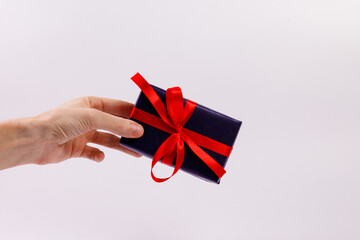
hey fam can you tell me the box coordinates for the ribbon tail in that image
[182,133,226,178]
[166,86,184,126]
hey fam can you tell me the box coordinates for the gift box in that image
[120,73,242,184]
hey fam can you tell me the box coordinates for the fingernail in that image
[132,123,143,137]
[95,152,105,162]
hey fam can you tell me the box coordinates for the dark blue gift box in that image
[120,84,242,183]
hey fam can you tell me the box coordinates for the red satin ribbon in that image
[130,73,231,182]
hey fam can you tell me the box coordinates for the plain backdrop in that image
[0,0,360,239]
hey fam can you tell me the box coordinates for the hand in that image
[0,96,144,170]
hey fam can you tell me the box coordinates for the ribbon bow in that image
[131,73,231,182]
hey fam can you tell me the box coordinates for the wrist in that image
[0,117,46,169]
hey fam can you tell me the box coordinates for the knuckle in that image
[116,118,126,130]
[117,119,135,135]
[89,150,97,159]
[86,96,104,111]
[108,134,117,147]
[90,130,100,142]
[84,108,97,128]
[72,96,91,107]
[84,96,94,105]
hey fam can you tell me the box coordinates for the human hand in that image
[0,97,143,170]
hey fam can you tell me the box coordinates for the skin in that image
[0,96,144,170]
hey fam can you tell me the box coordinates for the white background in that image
[0,0,360,239]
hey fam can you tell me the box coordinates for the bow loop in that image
[166,87,184,128]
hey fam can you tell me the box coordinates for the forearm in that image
[0,117,44,170]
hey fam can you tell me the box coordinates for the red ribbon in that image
[130,73,232,182]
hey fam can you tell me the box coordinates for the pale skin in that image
[0,96,144,170]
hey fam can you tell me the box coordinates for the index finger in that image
[61,96,135,118]
[86,96,134,118]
